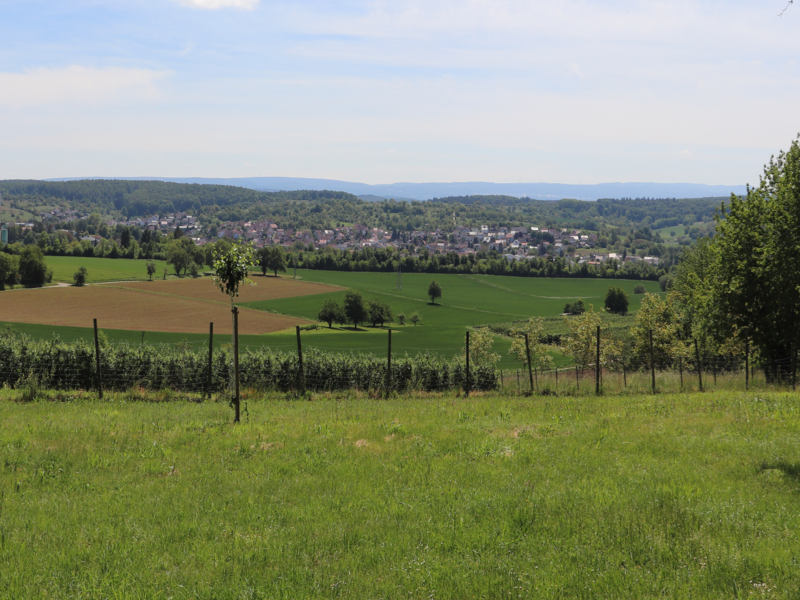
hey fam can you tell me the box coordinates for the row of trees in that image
[317,291,397,329]
[0,246,51,289]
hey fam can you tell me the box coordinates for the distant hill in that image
[46,176,747,202]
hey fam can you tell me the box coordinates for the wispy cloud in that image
[172,0,259,10]
[0,66,170,108]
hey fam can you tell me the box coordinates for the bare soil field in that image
[108,274,339,303]
[0,286,310,334]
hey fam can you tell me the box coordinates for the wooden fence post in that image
[233,308,240,423]
[296,325,305,395]
[595,325,601,395]
[649,329,655,394]
[555,367,558,392]
[93,318,103,400]
[208,322,214,398]
[695,339,703,392]
[679,356,683,391]
[745,338,749,391]
[387,329,392,397]
[465,330,470,396]
[524,333,534,393]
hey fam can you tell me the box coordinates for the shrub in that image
[634,284,646,294]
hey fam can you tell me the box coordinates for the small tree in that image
[604,287,629,315]
[409,312,421,326]
[0,253,18,290]
[633,284,646,294]
[368,300,393,327]
[562,305,604,375]
[464,328,500,367]
[508,317,553,372]
[397,313,406,325]
[212,241,256,301]
[563,299,586,315]
[146,261,156,281]
[162,268,168,280]
[189,262,200,278]
[73,266,88,287]
[318,298,346,328]
[428,280,442,304]
[259,247,287,277]
[343,289,368,329]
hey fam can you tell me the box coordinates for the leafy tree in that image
[174,226,182,239]
[167,248,190,276]
[343,289,368,329]
[189,262,199,278]
[428,280,442,304]
[367,300,393,327]
[397,313,406,325]
[464,328,501,367]
[120,227,131,248]
[146,261,157,281]
[658,274,672,292]
[633,284,646,294]
[318,298,346,328]
[508,317,552,372]
[604,287,629,315]
[630,293,687,367]
[18,245,48,286]
[409,312,421,326]
[561,305,617,376]
[258,247,287,277]
[212,241,255,301]
[0,253,18,290]
[563,299,585,315]
[73,266,88,286]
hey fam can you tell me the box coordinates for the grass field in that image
[245,270,659,368]
[46,256,171,284]
[1,390,798,598]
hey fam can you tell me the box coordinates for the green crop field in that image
[1,390,798,598]
[45,256,171,284]
[2,268,659,369]
[244,270,659,368]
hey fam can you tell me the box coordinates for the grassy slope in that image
[1,391,798,598]
[46,256,171,283]
[244,271,659,368]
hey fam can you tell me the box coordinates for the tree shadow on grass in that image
[759,459,800,481]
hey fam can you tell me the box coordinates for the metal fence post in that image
[233,307,240,423]
[93,318,103,400]
[296,325,305,394]
[208,322,214,398]
[524,333,534,393]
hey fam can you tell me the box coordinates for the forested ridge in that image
[0,179,725,232]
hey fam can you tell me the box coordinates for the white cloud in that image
[0,66,170,108]
[172,0,259,9]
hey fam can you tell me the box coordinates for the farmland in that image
[46,255,171,284]
[1,390,798,598]
[0,258,661,369]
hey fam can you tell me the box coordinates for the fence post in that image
[524,333,534,393]
[575,365,579,391]
[387,328,392,398]
[695,339,703,392]
[233,307,240,423]
[465,330,470,396]
[296,325,305,394]
[793,343,797,391]
[555,367,558,391]
[745,338,749,391]
[208,322,214,398]
[595,325,601,395]
[93,318,103,400]
[517,369,520,392]
[679,356,683,391]
[649,329,655,394]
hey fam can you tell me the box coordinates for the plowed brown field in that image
[109,275,339,303]
[0,285,310,334]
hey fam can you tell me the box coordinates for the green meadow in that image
[46,256,170,284]
[245,270,659,368]
[1,390,798,598]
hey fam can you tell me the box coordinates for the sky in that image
[1,0,799,185]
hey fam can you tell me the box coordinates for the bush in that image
[73,266,88,287]
[563,299,585,315]
[604,286,629,315]
[634,284,646,294]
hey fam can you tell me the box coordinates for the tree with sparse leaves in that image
[464,328,501,367]
[508,317,553,372]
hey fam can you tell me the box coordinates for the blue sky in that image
[1,0,799,185]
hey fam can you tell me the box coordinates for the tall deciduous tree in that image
[428,280,442,304]
[604,287,629,315]
[343,289,367,329]
[318,298,346,328]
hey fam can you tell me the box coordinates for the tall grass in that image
[1,391,799,598]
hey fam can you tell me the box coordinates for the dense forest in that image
[0,179,725,233]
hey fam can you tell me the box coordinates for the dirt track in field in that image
[0,285,310,334]
[109,275,340,303]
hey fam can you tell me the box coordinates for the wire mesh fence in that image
[2,321,799,399]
